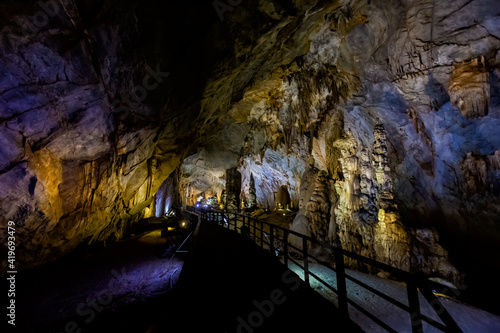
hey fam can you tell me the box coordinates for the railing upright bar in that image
[252,218,256,242]
[283,229,289,268]
[302,237,309,286]
[334,246,348,319]
[269,225,275,256]
[260,221,263,248]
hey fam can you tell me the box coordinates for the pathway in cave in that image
[146,220,362,333]
[14,223,185,333]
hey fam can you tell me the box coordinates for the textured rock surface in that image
[153,170,180,218]
[1,0,500,302]
[0,0,214,270]
[178,0,500,288]
[449,57,490,118]
[225,167,242,210]
[248,173,257,208]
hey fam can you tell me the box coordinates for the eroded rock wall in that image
[0,0,206,271]
[1,0,499,291]
[180,0,500,286]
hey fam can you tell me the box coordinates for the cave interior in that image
[1,0,500,332]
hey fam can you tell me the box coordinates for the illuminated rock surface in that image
[0,0,500,312]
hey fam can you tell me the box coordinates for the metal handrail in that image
[190,206,463,333]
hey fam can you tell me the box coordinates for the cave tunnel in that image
[1,0,500,332]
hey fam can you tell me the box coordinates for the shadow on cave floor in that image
[11,224,188,333]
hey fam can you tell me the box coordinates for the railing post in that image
[241,215,250,238]
[283,230,289,268]
[252,218,256,242]
[334,246,348,319]
[260,221,263,248]
[269,225,275,256]
[407,278,423,333]
[302,237,309,286]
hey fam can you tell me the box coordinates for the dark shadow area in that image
[3,223,187,333]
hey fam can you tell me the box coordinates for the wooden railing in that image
[190,206,463,333]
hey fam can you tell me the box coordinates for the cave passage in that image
[2,0,500,332]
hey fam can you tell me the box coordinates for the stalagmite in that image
[249,173,257,208]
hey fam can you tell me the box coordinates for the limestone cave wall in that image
[179,0,500,286]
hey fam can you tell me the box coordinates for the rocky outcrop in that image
[0,0,210,270]
[276,185,291,209]
[225,167,242,211]
[305,171,332,243]
[153,170,180,218]
[449,57,490,118]
[248,173,257,208]
[331,125,411,271]
[411,228,462,284]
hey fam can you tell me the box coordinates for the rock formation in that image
[304,171,333,243]
[153,170,180,217]
[276,185,291,209]
[225,167,242,211]
[1,0,500,302]
[449,57,490,118]
[248,173,257,208]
